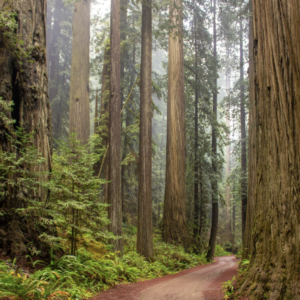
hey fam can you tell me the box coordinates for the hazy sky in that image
[92,0,110,17]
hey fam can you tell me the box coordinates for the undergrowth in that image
[215,244,231,257]
[0,229,207,300]
[222,258,250,300]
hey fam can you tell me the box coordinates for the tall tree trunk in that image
[46,1,53,75]
[0,0,52,256]
[99,43,110,203]
[225,70,231,244]
[243,0,255,259]
[93,88,101,176]
[238,1,300,298]
[163,0,189,248]
[69,0,90,144]
[240,18,247,240]
[48,0,62,104]
[120,0,129,219]
[120,0,128,108]
[137,0,153,260]
[193,0,200,239]
[231,198,235,252]
[109,0,123,253]
[206,0,218,261]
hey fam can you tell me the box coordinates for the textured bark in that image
[193,1,200,239]
[243,0,255,259]
[206,0,218,261]
[68,0,90,144]
[137,0,153,260]
[99,44,110,203]
[120,0,128,218]
[225,71,231,243]
[109,0,123,253]
[48,0,62,104]
[93,88,101,176]
[240,19,247,240]
[0,0,52,256]
[238,1,300,299]
[120,0,128,108]
[163,0,188,248]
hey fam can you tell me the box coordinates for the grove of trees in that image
[0,0,299,299]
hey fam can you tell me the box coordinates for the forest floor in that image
[89,255,239,300]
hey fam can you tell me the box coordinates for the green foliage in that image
[0,228,207,300]
[0,11,29,64]
[43,134,114,255]
[215,245,231,257]
[222,275,236,300]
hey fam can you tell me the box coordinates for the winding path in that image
[90,256,239,300]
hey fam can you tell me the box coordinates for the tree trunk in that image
[243,0,255,259]
[206,0,218,261]
[225,70,231,244]
[137,0,153,260]
[69,0,90,144]
[163,0,189,248]
[109,0,123,253]
[240,18,247,240]
[120,0,128,108]
[238,1,300,299]
[48,0,63,104]
[193,0,200,239]
[99,43,110,203]
[0,0,52,256]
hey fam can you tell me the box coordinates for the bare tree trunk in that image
[225,70,231,244]
[0,0,52,256]
[109,0,123,253]
[240,18,247,240]
[206,0,218,261]
[69,0,90,144]
[193,0,200,239]
[238,1,300,298]
[163,0,189,248]
[48,0,63,104]
[137,0,153,260]
[120,0,128,108]
[243,0,255,259]
[99,44,110,203]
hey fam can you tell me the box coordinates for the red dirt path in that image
[89,256,239,300]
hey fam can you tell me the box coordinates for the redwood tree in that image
[0,0,52,256]
[243,0,255,259]
[109,0,123,253]
[163,0,189,248]
[206,0,218,261]
[69,0,90,144]
[137,0,153,260]
[238,1,300,298]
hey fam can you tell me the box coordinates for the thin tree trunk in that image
[206,0,218,261]
[120,0,128,108]
[238,1,300,298]
[193,0,200,239]
[163,0,189,248]
[240,18,247,240]
[231,198,235,252]
[109,0,123,253]
[137,0,153,260]
[243,0,255,259]
[94,88,101,176]
[69,0,90,144]
[99,43,110,203]
[225,70,231,244]
[48,0,62,104]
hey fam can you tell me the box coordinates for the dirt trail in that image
[90,256,239,300]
